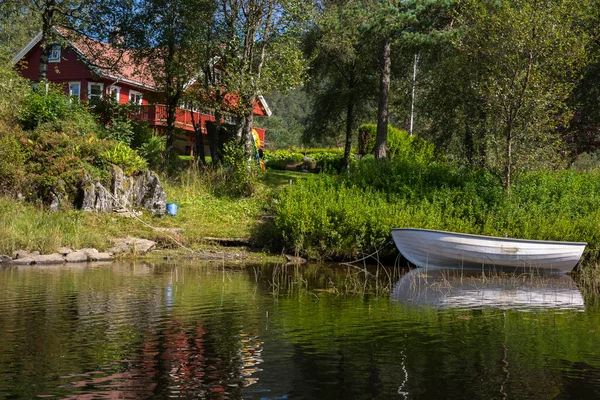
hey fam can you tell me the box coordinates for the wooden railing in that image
[132,104,213,132]
[130,104,265,143]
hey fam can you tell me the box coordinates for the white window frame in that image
[107,85,121,102]
[129,90,143,105]
[68,81,81,102]
[87,82,104,103]
[48,45,61,63]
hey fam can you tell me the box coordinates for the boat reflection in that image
[391,268,585,311]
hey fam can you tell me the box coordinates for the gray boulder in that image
[65,251,89,263]
[0,255,12,263]
[93,182,112,212]
[10,257,35,265]
[80,173,96,211]
[108,237,156,255]
[31,253,65,265]
[88,252,114,262]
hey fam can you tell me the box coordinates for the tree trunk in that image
[243,109,255,159]
[374,38,391,161]
[505,126,512,197]
[190,109,206,165]
[343,100,355,172]
[38,0,57,82]
[212,110,222,165]
[165,92,177,159]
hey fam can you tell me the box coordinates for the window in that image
[48,45,61,63]
[107,85,120,102]
[87,82,104,103]
[129,90,143,105]
[68,82,80,102]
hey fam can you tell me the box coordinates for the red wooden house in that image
[12,28,271,155]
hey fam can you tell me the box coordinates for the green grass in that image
[262,169,314,189]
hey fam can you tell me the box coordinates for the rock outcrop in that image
[79,165,166,215]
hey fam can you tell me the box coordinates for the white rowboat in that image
[391,228,587,273]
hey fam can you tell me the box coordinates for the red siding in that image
[15,39,265,146]
[18,42,95,82]
[17,42,151,105]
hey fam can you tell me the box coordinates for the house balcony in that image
[131,104,266,144]
[132,104,215,133]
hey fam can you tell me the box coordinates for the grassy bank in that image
[270,159,600,262]
[0,168,310,260]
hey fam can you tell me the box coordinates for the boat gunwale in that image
[391,228,587,246]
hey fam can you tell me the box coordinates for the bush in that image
[263,149,304,170]
[18,84,77,131]
[271,152,600,261]
[0,123,27,196]
[0,50,29,121]
[100,142,148,175]
[138,134,166,169]
[21,129,109,203]
[216,141,261,197]
[357,123,437,163]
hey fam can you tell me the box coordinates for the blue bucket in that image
[166,203,178,216]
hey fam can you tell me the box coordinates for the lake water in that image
[1,262,600,399]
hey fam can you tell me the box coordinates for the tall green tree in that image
[457,0,592,193]
[123,0,214,161]
[213,0,310,159]
[350,0,455,161]
[0,1,41,56]
[304,1,377,171]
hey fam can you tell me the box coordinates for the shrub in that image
[263,149,304,170]
[0,50,29,121]
[217,141,261,197]
[357,123,437,163]
[138,134,166,169]
[0,123,27,196]
[18,84,76,131]
[21,129,109,203]
[100,142,148,175]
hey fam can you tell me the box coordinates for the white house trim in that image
[12,31,43,64]
[257,95,272,117]
[129,90,143,105]
[87,82,104,102]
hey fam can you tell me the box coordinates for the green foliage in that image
[100,142,148,175]
[217,141,260,197]
[272,151,600,260]
[259,89,310,149]
[571,152,600,172]
[138,134,166,169]
[263,148,351,172]
[21,129,108,203]
[0,123,27,196]
[274,175,394,258]
[357,123,437,163]
[0,49,30,121]
[18,84,78,131]
[263,150,305,169]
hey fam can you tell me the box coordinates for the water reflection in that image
[1,262,600,399]
[391,268,585,310]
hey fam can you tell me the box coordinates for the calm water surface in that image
[1,262,600,399]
